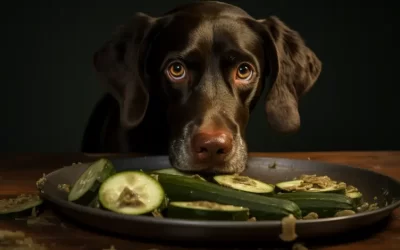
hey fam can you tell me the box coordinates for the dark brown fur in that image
[82,1,322,173]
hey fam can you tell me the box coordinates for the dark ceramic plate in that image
[40,156,400,243]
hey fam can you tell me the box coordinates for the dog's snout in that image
[191,131,233,164]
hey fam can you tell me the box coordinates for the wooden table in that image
[1,152,399,250]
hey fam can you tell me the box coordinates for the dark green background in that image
[1,0,398,152]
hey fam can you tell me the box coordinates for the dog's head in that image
[93,1,322,174]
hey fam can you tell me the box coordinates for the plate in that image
[40,156,400,243]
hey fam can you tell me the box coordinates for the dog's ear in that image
[93,13,159,129]
[257,16,322,133]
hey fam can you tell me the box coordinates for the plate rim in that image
[40,155,400,228]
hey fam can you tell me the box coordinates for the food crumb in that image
[302,212,318,220]
[300,174,345,190]
[292,243,308,250]
[36,173,47,190]
[334,210,356,217]
[345,185,358,193]
[268,162,277,169]
[368,203,379,211]
[0,230,48,250]
[151,210,163,218]
[357,202,369,212]
[279,214,297,242]
[357,202,380,212]
[57,184,71,193]
[248,217,257,221]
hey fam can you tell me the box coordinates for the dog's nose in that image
[191,131,233,164]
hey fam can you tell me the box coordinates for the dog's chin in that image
[168,136,248,174]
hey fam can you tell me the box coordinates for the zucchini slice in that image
[155,173,302,220]
[275,192,356,218]
[153,168,207,181]
[275,180,303,192]
[68,158,115,205]
[346,192,363,206]
[153,168,188,176]
[275,180,345,194]
[167,201,249,221]
[213,175,274,195]
[0,194,43,219]
[98,171,165,215]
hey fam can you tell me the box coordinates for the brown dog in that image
[82,1,322,174]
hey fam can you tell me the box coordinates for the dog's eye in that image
[236,63,253,80]
[167,62,186,80]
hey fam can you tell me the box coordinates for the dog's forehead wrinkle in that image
[160,16,261,72]
[192,21,214,44]
[170,17,259,56]
[176,23,212,59]
[213,22,262,54]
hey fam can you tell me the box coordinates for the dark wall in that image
[1,0,398,152]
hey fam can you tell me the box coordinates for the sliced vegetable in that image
[275,180,301,192]
[275,192,356,218]
[346,192,363,206]
[167,201,249,221]
[98,171,165,215]
[68,158,116,205]
[275,180,346,194]
[0,194,43,219]
[153,168,207,181]
[213,175,274,195]
[155,173,302,220]
[153,168,189,176]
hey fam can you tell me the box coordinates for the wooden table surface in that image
[1,152,400,250]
